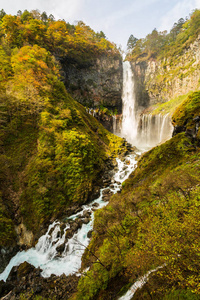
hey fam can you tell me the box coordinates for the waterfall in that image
[119,264,165,300]
[121,61,138,145]
[137,113,173,148]
[119,61,173,149]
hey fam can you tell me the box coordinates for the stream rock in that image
[0,262,79,299]
[82,210,92,218]
[56,243,65,254]
[102,188,114,201]
[0,246,20,274]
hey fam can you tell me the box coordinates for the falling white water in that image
[137,113,173,148]
[0,153,139,282]
[119,61,173,149]
[121,61,138,145]
[118,265,165,300]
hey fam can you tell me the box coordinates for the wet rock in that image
[92,202,99,207]
[102,180,111,188]
[74,207,83,214]
[56,243,65,254]
[0,246,20,274]
[77,218,84,228]
[65,229,74,240]
[91,207,98,212]
[102,188,113,198]
[70,222,79,232]
[56,231,61,238]
[102,187,114,201]
[102,188,111,195]
[82,218,90,224]
[2,262,79,299]
[87,230,93,238]
[91,187,100,199]
[82,210,92,218]
[109,184,115,189]
[60,223,66,231]
[115,180,121,185]
[172,125,186,136]
[65,205,82,217]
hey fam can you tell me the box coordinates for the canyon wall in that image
[61,54,123,112]
[131,34,200,107]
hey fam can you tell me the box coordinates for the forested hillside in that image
[127,9,200,111]
[73,11,200,300]
[75,93,200,300]
[127,9,200,62]
[0,9,126,254]
[1,7,200,300]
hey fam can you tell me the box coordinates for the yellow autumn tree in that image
[6,44,60,115]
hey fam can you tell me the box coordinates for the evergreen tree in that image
[127,34,138,50]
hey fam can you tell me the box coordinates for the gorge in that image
[0,8,200,300]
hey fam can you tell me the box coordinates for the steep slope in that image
[0,12,123,112]
[75,91,200,299]
[127,10,200,114]
[0,16,127,264]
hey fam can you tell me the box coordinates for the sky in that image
[1,0,200,50]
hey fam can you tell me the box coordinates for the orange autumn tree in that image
[6,44,60,115]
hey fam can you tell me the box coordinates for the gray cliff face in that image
[130,61,150,111]
[130,35,200,106]
[61,54,123,113]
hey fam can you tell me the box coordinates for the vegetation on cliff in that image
[0,10,125,245]
[126,9,200,62]
[0,9,119,61]
[126,10,200,105]
[76,91,200,299]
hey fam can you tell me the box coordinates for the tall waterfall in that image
[120,61,138,145]
[120,61,173,149]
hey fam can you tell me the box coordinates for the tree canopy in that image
[126,9,200,61]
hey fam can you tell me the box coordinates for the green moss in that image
[125,133,193,189]
[151,93,191,116]
[164,289,200,300]
[172,91,200,128]
[0,194,16,246]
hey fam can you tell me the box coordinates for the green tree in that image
[7,45,60,115]
[21,9,33,22]
[127,34,138,50]
[0,9,6,21]
[41,11,48,23]
[170,18,185,41]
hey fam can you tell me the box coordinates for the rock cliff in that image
[130,34,200,107]
[61,54,123,112]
